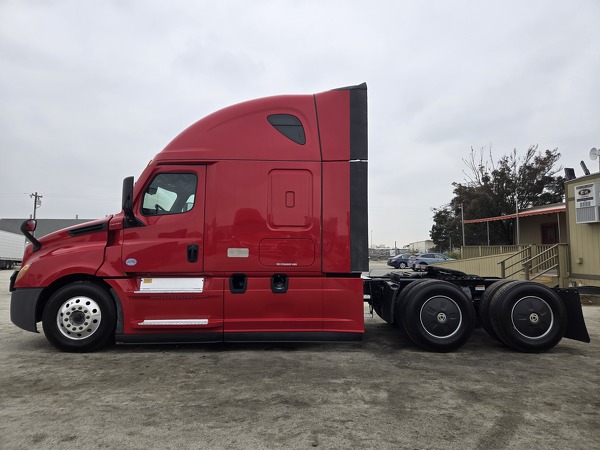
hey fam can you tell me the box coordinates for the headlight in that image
[15,264,31,284]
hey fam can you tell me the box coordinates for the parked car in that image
[387,253,412,269]
[410,253,455,271]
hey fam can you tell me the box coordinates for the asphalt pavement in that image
[1,266,599,449]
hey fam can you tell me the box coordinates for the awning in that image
[463,204,566,224]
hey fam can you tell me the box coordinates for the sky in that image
[1,0,599,248]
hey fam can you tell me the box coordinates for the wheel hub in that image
[529,312,540,324]
[420,295,462,339]
[511,296,553,340]
[56,296,102,340]
[69,310,86,326]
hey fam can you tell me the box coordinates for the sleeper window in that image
[268,114,306,145]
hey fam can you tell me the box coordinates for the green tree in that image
[431,145,565,249]
[430,205,462,252]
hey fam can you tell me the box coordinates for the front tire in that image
[399,262,407,269]
[42,282,116,352]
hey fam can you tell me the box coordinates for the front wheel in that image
[399,262,407,269]
[42,282,116,352]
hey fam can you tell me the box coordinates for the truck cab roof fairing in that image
[159,95,321,162]
[157,84,367,164]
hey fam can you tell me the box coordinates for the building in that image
[463,203,567,245]
[565,172,600,289]
[0,218,96,238]
[454,171,600,290]
[407,240,434,253]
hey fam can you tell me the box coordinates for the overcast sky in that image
[1,0,599,247]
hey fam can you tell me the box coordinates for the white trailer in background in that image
[0,230,25,269]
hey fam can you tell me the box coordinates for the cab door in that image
[122,167,206,274]
[120,166,223,338]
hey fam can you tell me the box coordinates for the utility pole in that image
[460,203,465,247]
[515,195,520,245]
[30,192,43,220]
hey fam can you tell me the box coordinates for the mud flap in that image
[557,288,591,343]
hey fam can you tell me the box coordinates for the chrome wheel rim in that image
[56,296,102,340]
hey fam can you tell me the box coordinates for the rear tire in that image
[42,282,116,352]
[398,279,475,352]
[394,279,429,327]
[489,281,567,352]
[478,279,516,342]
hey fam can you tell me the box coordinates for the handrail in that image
[498,244,562,284]
[462,245,524,259]
[527,245,560,282]
[499,246,532,279]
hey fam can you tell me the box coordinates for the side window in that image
[268,114,306,145]
[183,194,195,212]
[142,173,198,216]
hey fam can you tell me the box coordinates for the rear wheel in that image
[42,282,116,352]
[489,281,567,352]
[394,279,428,327]
[478,279,516,342]
[399,262,407,269]
[399,279,475,352]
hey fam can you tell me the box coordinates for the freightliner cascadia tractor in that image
[9,83,590,353]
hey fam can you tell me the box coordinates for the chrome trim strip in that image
[138,319,209,326]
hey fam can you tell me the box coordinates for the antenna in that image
[580,161,590,176]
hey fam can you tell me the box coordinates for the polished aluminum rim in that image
[56,296,102,340]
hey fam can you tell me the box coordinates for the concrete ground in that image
[1,267,599,450]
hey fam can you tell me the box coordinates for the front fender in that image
[14,241,106,289]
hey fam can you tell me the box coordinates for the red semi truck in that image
[9,83,590,353]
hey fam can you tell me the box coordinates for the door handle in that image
[187,244,199,263]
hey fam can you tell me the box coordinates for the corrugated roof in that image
[463,204,565,224]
